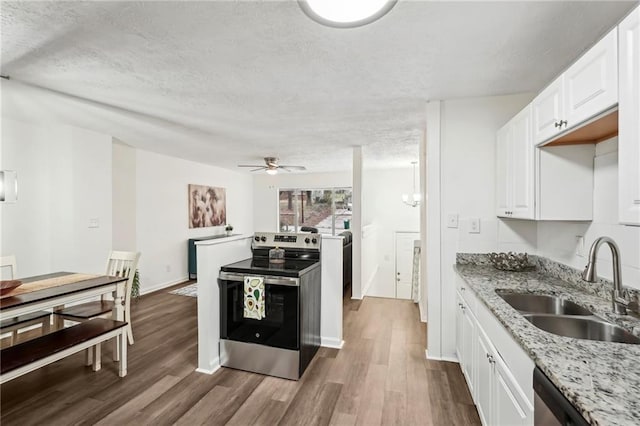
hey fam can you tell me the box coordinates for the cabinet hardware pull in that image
[554,121,561,128]
[634,200,640,205]
[460,287,466,291]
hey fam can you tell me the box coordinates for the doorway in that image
[395,231,420,300]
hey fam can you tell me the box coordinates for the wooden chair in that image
[0,255,51,345]
[54,251,140,345]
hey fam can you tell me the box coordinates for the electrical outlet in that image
[469,218,480,234]
[166,265,171,273]
[447,214,459,229]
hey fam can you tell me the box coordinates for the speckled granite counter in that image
[455,254,640,426]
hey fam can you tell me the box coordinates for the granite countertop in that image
[455,254,640,426]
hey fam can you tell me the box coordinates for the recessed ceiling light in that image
[299,0,397,28]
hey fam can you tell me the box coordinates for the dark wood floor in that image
[1,284,480,425]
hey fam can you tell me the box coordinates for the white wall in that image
[436,93,533,359]
[0,118,113,277]
[535,138,640,289]
[112,141,137,252]
[362,167,420,298]
[252,170,352,232]
[135,150,254,293]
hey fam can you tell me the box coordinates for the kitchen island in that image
[455,253,640,426]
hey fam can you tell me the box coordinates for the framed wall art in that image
[188,184,226,228]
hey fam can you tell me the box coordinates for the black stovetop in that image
[220,257,320,278]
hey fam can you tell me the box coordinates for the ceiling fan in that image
[238,157,306,175]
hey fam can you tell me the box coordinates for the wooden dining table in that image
[0,272,128,325]
[0,272,130,382]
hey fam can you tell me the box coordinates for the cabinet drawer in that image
[457,276,478,313]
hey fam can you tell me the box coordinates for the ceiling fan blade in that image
[280,165,306,170]
[250,167,266,172]
[238,165,266,168]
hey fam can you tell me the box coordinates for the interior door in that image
[395,232,420,300]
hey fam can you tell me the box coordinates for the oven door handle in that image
[219,272,300,287]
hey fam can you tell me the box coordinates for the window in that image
[278,188,352,235]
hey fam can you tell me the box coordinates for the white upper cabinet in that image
[510,107,535,219]
[532,75,564,144]
[497,104,594,221]
[619,6,640,225]
[532,28,618,146]
[497,106,535,220]
[565,29,618,127]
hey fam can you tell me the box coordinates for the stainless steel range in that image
[218,232,321,380]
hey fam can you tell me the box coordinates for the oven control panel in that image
[253,232,321,249]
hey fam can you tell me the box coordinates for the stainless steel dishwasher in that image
[534,368,588,426]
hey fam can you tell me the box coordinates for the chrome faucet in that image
[582,236,629,315]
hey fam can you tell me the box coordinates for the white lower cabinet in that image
[456,292,477,397]
[494,356,530,426]
[476,329,492,425]
[456,279,534,426]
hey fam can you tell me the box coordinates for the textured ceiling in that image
[0,1,636,172]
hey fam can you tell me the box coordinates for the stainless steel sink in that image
[523,314,640,344]
[497,292,592,316]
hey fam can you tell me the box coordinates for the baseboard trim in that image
[425,349,459,363]
[321,337,344,349]
[141,277,189,295]
[196,357,221,375]
[195,364,221,375]
[418,300,427,323]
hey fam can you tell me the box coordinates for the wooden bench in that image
[0,318,128,384]
[0,311,51,345]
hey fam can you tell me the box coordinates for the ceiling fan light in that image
[299,0,397,28]
[266,169,278,175]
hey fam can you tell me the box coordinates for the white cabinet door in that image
[496,124,510,217]
[510,106,535,219]
[476,329,493,426]
[461,303,476,398]
[455,293,464,363]
[565,28,618,128]
[494,356,532,426]
[496,106,534,220]
[532,75,564,144]
[619,6,640,225]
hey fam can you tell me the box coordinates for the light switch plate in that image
[447,214,459,229]
[469,218,480,233]
[88,218,99,228]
